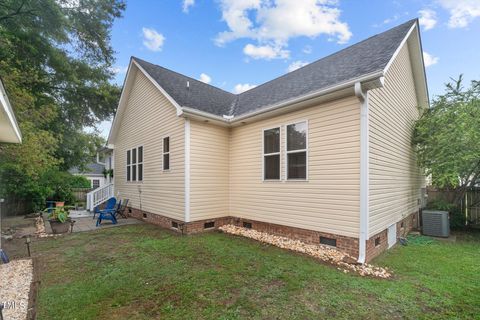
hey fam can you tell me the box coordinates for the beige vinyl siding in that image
[114,68,185,221]
[368,43,425,237]
[229,96,361,238]
[189,121,230,220]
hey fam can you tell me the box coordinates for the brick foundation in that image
[128,207,418,263]
[365,211,419,261]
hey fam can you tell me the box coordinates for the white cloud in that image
[199,73,212,84]
[142,27,165,52]
[109,66,128,74]
[215,0,351,60]
[302,45,312,54]
[233,83,257,94]
[243,43,289,60]
[419,9,438,30]
[183,0,195,13]
[438,0,480,28]
[423,51,439,67]
[287,60,309,72]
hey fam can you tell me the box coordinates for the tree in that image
[0,0,125,211]
[413,76,480,205]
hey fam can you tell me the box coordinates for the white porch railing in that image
[86,183,114,211]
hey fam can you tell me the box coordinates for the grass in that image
[32,224,480,319]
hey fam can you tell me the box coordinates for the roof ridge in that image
[132,57,235,97]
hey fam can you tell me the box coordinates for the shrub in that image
[68,175,91,188]
[426,199,465,229]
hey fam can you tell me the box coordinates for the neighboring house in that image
[0,78,21,144]
[107,19,428,262]
[69,162,107,190]
[0,78,22,258]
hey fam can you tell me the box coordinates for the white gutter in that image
[231,71,384,123]
[181,106,226,122]
[180,70,384,125]
[355,81,369,264]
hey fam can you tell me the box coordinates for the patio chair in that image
[95,197,118,227]
[115,199,129,219]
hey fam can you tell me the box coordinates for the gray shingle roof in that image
[133,58,237,116]
[69,162,105,175]
[133,19,416,118]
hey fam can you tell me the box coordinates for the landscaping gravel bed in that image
[219,225,392,278]
[0,259,33,320]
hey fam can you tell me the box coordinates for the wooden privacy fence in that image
[72,188,92,203]
[427,187,480,225]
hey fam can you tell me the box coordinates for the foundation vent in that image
[204,221,215,229]
[171,221,179,229]
[320,236,336,247]
[243,222,252,229]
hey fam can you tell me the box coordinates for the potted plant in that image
[44,205,73,234]
[108,169,114,178]
[102,168,108,178]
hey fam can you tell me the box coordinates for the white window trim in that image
[285,120,308,181]
[162,136,170,171]
[126,146,144,183]
[262,126,281,181]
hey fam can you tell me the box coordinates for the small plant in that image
[44,205,73,223]
[108,169,114,178]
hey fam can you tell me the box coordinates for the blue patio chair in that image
[95,197,118,227]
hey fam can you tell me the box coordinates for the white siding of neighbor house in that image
[114,68,185,221]
[229,96,362,238]
[368,42,425,237]
[189,121,230,221]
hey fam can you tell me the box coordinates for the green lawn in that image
[33,224,480,319]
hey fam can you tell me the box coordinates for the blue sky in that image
[98,0,480,137]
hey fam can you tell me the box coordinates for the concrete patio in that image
[44,210,143,233]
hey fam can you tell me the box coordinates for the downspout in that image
[355,82,369,264]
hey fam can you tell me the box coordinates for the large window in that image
[126,147,143,182]
[286,121,307,179]
[163,137,170,170]
[263,127,280,180]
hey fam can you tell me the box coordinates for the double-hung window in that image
[126,147,143,182]
[263,127,280,180]
[163,137,170,170]
[286,121,307,179]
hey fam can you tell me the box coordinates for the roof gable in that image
[108,19,428,144]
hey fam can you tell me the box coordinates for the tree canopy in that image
[0,0,125,210]
[413,76,480,203]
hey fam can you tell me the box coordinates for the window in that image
[263,127,280,180]
[163,137,170,170]
[126,150,131,181]
[286,121,307,179]
[126,147,143,182]
[92,179,100,189]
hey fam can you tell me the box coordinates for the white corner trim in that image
[184,118,191,222]
[383,22,417,74]
[356,82,369,264]
[132,60,184,116]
